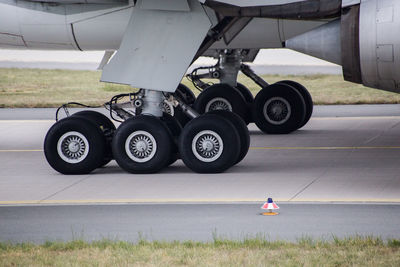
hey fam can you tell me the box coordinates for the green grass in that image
[1,68,400,108]
[0,237,399,266]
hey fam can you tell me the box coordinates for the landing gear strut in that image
[187,49,314,134]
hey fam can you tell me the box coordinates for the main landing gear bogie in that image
[192,81,312,134]
[187,49,313,135]
[44,92,249,174]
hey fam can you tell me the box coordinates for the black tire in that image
[194,83,249,123]
[277,80,313,129]
[174,83,196,105]
[112,115,173,174]
[160,112,182,166]
[72,110,115,167]
[44,116,106,174]
[173,106,191,127]
[208,110,250,165]
[179,114,241,173]
[236,82,254,103]
[253,83,306,134]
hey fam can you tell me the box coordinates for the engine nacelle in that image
[287,0,400,93]
[359,0,400,93]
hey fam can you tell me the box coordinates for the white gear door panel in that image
[101,0,211,92]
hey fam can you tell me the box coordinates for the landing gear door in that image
[101,0,211,93]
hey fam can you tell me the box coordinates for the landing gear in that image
[253,83,306,134]
[179,114,241,173]
[207,110,249,165]
[44,116,106,174]
[112,115,173,174]
[165,83,196,127]
[160,112,182,166]
[72,110,115,167]
[44,46,313,174]
[44,85,249,174]
[193,83,250,123]
[186,49,313,134]
[235,82,254,104]
[276,80,313,129]
[174,83,196,105]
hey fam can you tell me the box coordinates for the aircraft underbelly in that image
[0,0,327,51]
[210,18,327,49]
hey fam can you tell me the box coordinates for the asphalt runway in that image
[1,204,399,243]
[0,105,400,243]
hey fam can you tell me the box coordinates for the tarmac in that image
[0,105,400,243]
[1,204,399,243]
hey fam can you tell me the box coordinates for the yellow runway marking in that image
[1,198,400,206]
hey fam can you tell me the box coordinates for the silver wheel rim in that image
[162,100,174,116]
[263,97,291,125]
[125,130,157,163]
[57,131,89,164]
[192,130,223,162]
[205,97,232,112]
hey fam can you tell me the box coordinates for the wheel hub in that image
[135,140,148,153]
[202,140,215,152]
[67,141,81,153]
[125,130,157,163]
[205,98,232,112]
[263,97,291,125]
[57,131,89,164]
[192,130,223,162]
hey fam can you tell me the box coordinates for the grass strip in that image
[1,68,400,108]
[0,236,399,266]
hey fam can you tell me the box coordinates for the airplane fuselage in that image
[0,1,325,51]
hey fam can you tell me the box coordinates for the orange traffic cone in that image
[261,198,279,216]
